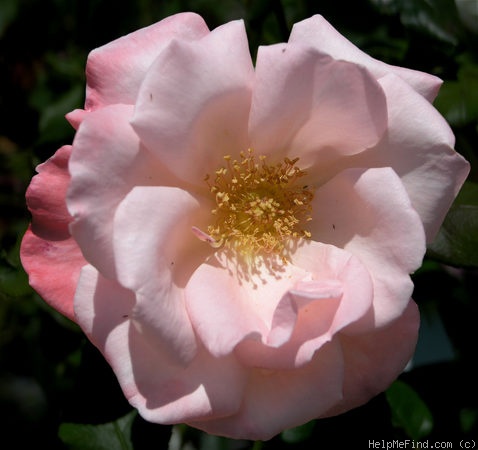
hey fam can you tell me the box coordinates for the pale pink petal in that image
[65,109,88,130]
[249,43,387,164]
[310,168,426,327]
[131,19,254,185]
[267,278,343,347]
[187,242,373,370]
[189,340,344,441]
[289,15,442,101]
[291,241,374,335]
[84,13,210,110]
[67,104,180,280]
[74,265,247,424]
[113,186,212,364]
[185,252,309,361]
[325,300,420,416]
[20,146,86,321]
[235,242,374,369]
[356,74,470,242]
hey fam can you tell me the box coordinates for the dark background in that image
[1,0,477,448]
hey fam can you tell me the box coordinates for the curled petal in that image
[185,253,303,361]
[235,242,373,369]
[20,146,86,321]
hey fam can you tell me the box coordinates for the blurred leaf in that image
[199,432,248,450]
[58,410,136,450]
[37,85,83,145]
[435,63,478,127]
[0,261,30,298]
[460,407,478,434]
[281,420,315,443]
[386,380,434,439]
[0,0,19,37]
[427,181,478,268]
[370,0,463,45]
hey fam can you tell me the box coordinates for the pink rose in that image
[21,13,469,440]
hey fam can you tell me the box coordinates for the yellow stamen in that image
[202,149,313,260]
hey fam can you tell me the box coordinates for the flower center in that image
[199,149,313,260]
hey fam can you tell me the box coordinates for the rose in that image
[21,13,469,440]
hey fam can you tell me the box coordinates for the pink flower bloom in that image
[21,13,469,440]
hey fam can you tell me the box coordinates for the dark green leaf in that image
[36,85,83,145]
[402,0,462,44]
[58,410,137,450]
[0,260,30,298]
[386,380,434,439]
[460,407,478,434]
[281,420,315,443]
[427,181,478,268]
[434,64,478,127]
[0,0,19,37]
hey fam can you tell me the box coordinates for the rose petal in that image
[358,73,470,242]
[186,252,313,360]
[189,339,344,441]
[20,146,86,321]
[325,300,420,416]
[249,42,387,164]
[65,109,88,130]
[84,12,210,110]
[289,15,443,101]
[74,265,247,424]
[113,186,211,364]
[235,242,374,369]
[131,19,254,185]
[67,104,179,280]
[310,167,426,327]
[290,241,375,335]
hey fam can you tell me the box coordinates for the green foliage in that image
[59,411,137,450]
[435,64,478,127]
[427,181,478,267]
[386,380,434,440]
[280,420,315,444]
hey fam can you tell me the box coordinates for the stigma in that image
[197,149,313,260]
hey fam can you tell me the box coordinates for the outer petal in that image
[189,340,344,441]
[310,167,426,327]
[356,74,470,242]
[20,146,86,321]
[74,265,247,424]
[131,19,254,185]
[289,15,442,101]
[67,104,180,280]
[249,43,387,164]
[84,13,210,110]
[65,109,88,130]
[113,186,211,364]
[325,300,420,416]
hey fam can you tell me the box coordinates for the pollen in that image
[202,149,313,260]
